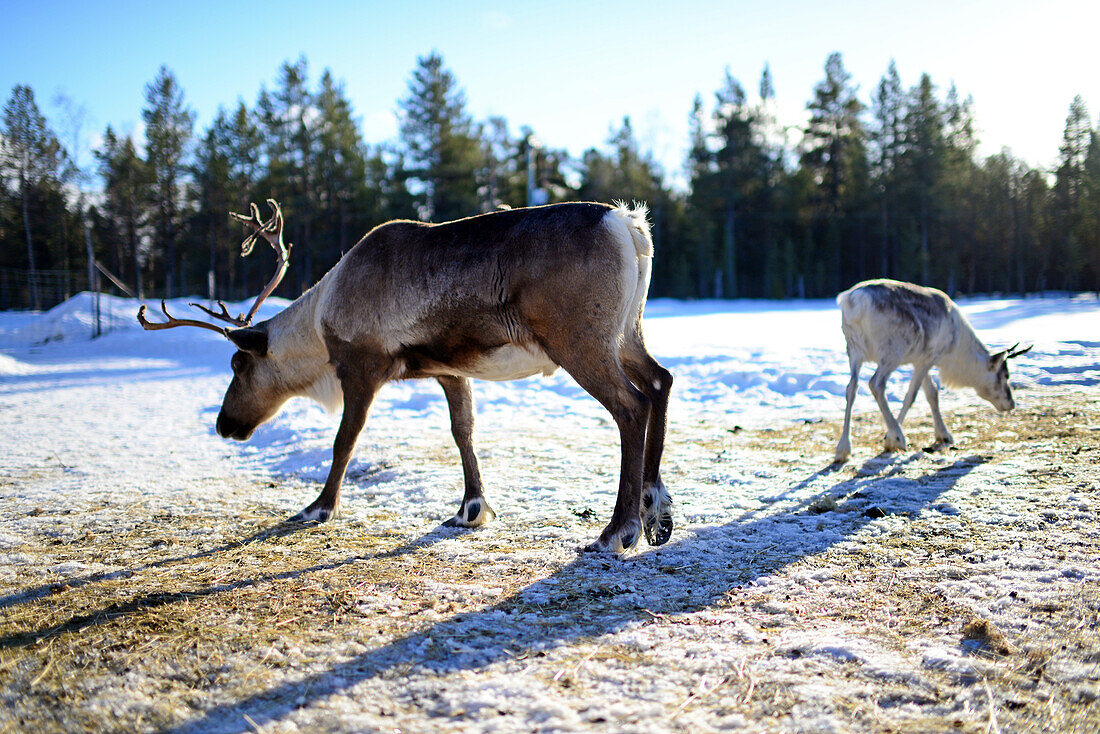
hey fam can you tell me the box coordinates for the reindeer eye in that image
[231,353,245,372]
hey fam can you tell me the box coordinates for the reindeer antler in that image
[136,199,292,334]
[137,300,230,335]
[230,199,292,326]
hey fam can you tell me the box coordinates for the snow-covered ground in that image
[1,292,1098,733]
[4,291,1096,481]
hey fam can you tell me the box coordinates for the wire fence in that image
[0,268,133,349]
[0,268,89,311]
[0,263,260,351]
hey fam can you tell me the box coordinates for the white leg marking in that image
[447,497,497,528]
[642,479,673,546]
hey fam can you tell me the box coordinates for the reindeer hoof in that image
[443,498,496,528]
[642,480,673,546]
[289,504,336,523]
[883,433,907,452]
[924,434,956,453]
[583,520,641,555]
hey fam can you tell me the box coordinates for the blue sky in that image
[3,0,1098,183]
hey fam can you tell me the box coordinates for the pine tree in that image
[941,83,980,291]
[712,70,763,297]
[314,70,373,268]
[188,100,269,300]
[257,57,319,292]
[478,117,525,209]
[900,74,945,285]
[398,53,482,221]
[975,152,1014,291]
[801,53,869,293]
[685,94,718,297]
[755,63,789,297]
[1080,120,1100,289]
[870,61,905,278]
[191,108,239,301]
[96,126,152,298]
[802,54,866,213]
[577,117,661,206]
[142,65,195,297]
[1051,95,1091,289]
[1,85,71,306]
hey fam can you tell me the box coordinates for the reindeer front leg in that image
[835,356,862,463]
[437,376,496,528]
[290,381,377,523]
[921,374,954,447]
[868,360,906,452]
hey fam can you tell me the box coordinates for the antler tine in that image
[230,201,269,257]
[137,300,230,336]
[1007,343,1033,359]
[228,201,264,227]
[263,198,283,232]
[189,299,248,327]
[229,198,293,327]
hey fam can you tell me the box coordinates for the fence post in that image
[84,215,100,338]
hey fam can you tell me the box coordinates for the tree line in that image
[2,52,1099,308]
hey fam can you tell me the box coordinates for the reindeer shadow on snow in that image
[125,451,982,734]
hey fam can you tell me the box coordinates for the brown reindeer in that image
[139,200,673,553]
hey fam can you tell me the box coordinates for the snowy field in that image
[1,292,1099,733]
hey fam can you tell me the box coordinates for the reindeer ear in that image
[227,327,269,356]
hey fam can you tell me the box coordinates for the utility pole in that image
[525,134,547,207]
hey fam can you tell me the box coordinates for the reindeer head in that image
[975,343,1032,412]
[215,323,294,440]
[137,200,294,442]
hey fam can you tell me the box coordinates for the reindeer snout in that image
[216,411,254,441]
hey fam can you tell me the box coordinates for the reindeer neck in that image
[937,312,990,388]
[265,287,329,369]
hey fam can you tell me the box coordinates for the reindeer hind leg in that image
[547,339,650,554]
[622,336,673,546]
[868,359,906,452]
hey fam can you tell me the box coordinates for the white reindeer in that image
[834,279,1030,463]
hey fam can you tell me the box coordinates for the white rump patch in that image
[605,202,655,339]
[611,201,653,257]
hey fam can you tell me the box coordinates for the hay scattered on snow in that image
[2,386,1099,733]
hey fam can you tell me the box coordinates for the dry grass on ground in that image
[1,386,1098,733]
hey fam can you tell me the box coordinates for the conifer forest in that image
[3,52,1099,308]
